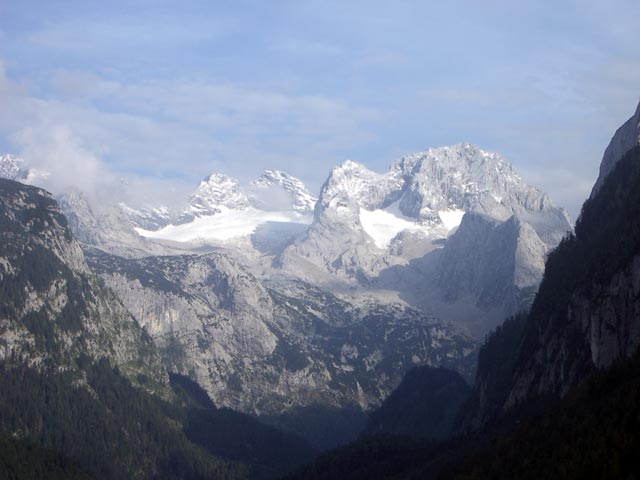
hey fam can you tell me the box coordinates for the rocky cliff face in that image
[462,102,640,429]
[390,144,562,228]
[0,178,164,382]
[591,100,640,197]
[57,189,171,258]
[435,214,546,320]
[505,252,640,411]
[86,248,477,414]
[119,203,172,231]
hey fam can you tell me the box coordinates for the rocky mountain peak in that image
[190,173,250,212]
[0,153,50,186]
[393,143,529,223]
[281,143,571,336]
[0,154,28,181]
[248,169,317,212]
[173,172,251,224]
[319,160,402,211]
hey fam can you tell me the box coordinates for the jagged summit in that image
[186,173,250,218]
[391,143,567,226]
[0,154,27,181]
[248,169,317,212]
[305,143,570,253]
[0,153,50,186]
[319,159,402,211]
[280,143,572,335]
[315,143,570,233]
[127,169,316,244]
[128,169,317,230]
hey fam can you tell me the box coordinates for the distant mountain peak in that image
[248,169,316,212]
[0,153,28,182]
[185,172,250,218]
[0,153,51,186]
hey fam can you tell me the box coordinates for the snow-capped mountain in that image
[247,169,316,212]
[392,144,548,222]
[0,153,49,185]
[131,170,317,246]
[282,143,570,275]
[0,154,27,181]
[279,143,572,335]
[2,145,572,337]
[182,173,251,221]
[119,203,172,231]
[171,169,316,224]
[0,141,571,427]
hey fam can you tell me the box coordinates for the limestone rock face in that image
[86,248,477,414]
[181,173,251,222]
[57,189,169,258]
[436,213,547,311]
[591,100,640,197]
[505,253,640,410]
[0,178,164,382]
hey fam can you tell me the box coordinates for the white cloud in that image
[0,61,378,205]
[13,123,110,197]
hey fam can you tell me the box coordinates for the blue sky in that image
[0,0,639,216]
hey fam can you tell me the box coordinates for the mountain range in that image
[0,116,599,478]
[0,140,573,421]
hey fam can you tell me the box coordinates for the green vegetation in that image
[287,349,640,479]
[0,361,244,480]
[444,350,640,480]
[0,432,93,480]
[169,373,315,479]
[455,313,528,429]
[258,403,368,452]
[365,366,470,441]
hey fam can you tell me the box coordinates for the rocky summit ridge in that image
[0,144,573,338]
